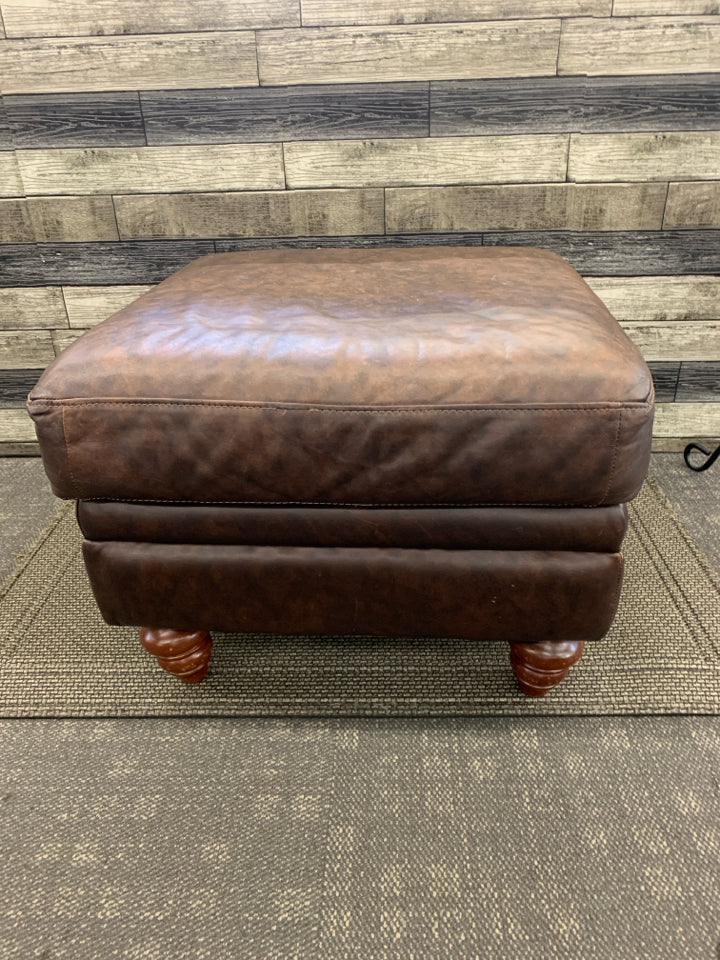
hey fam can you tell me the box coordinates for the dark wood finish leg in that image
[139,627,213,683]
[509,640,585,697]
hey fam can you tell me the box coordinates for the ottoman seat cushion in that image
[28,247,653,507]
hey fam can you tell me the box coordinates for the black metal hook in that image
[684,442,720,472]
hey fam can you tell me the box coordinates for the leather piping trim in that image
[29,397,654,414]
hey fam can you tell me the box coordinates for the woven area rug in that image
[1,477,719,717]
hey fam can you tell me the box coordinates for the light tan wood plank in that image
[0,8,6,37]
[651,436,720,452]
[654,402,720,437]
[114,189,385,239]
[0,32,258,94]
[613,1,718,13]
[386,182,666,232]
[569,131,720,182]
[0,287,67,330]
[0,441,41,455]
[26,196,119,241]
[559,16,720,75]
[17,144,283,196]
[1,0,298,37]
[62,286,152,328]
[284,134,568,188]
[0,409,37,444]
[587,276,720,322]
[301,0,604,26]
[0,330,56,368]
[52,328,85,356]
[664,181,720,228]
[621,321,720,361]
[0,199,33,243]
[256,21,561,85]
[0,151,23,197]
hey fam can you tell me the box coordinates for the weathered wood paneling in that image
[1,232,717,287]
[0,200,34,244]
[559,16,720,76]
[142,83,429,145]
[114,189,385,239]
[0,288,67,330]
[647,361,680,401]
[622,322,720,361]
[62,286,153,328]
[0,151,23,197]
[0,330,56,368]
[664,182,720,228]
[569,131,720,182]
[0,33,259,94]
[612,1,718,14]
[0,0,299,37]
[300,0,603,25]
[0,409,37,443]
[27,196,119,242]
[0,241,216,286]
[386,183,667,233]
[0,8,5,37]
[654,402,720,437]
[5,92,146,149]
[0,368,43,406]
[51,328,85,356]
[17,144,284,195]
[285,134,568,188]
[676,362,720,401]
[587,276,720,321]
[431,75,720,135]
[256,22,562,85]
[482,230,720,275]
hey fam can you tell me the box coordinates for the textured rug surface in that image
[1,477,719,717]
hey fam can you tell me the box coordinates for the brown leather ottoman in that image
[28,247,654,696]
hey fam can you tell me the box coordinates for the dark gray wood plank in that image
[0,368,43,406]
[215,234,485,251]
[676,362,720,402]
[646,361,679,402]
[482,231,720,276]
[142,83,428,145]
[0,98,13,150]
[4,92,146,148]
[1,231,718,286]
[431,74,720,136]
[0,241,215,285]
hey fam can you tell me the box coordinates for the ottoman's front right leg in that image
[509,640,585,697]
[139,627,213,683]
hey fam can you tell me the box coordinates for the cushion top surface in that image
[29,247,654,507]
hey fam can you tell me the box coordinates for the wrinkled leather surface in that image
[29,247,653,506]
[78,500,628,552]
[83,539,624,643]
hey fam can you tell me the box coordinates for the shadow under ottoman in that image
[28,247,654,696]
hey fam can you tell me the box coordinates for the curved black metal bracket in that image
[684,442,720,472]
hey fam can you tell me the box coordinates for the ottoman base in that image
[82,532,623,697]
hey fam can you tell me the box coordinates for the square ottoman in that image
[28,247,654,696]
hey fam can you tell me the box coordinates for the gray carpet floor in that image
[1,454,719,959]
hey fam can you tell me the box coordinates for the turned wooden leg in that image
[509,640,585,697]
[139,627,213,683]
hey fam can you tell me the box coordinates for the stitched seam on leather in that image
[84,497,605,508]
[29,399,653,414]
[599,408,623,507]
[60,405,79,497]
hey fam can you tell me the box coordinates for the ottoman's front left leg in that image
[509,640,585,697]
[139,627,213,683]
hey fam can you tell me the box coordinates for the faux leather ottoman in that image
[28,247,654,696]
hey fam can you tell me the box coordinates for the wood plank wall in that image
[1,0,719,454]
